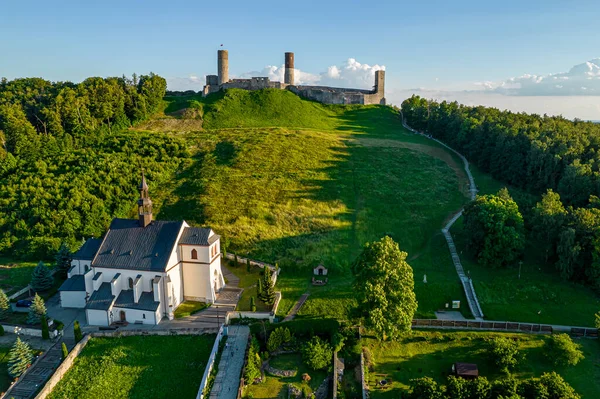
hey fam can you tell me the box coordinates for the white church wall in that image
[181,244,211,263]
[94,268,157,294]
[86,309,109,326]
[60,291,86,308]
[70,259,91,276]
[112,307,156,325]
[182,262,212,302]
[166,264,184,309]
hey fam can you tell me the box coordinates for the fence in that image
[196,324,226,399]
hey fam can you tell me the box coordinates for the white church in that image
[58,174,225,326]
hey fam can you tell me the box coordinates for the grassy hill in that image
[148,89,472,319]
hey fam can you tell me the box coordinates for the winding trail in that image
[401,115,484,320]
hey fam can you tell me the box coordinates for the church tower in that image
[138,172,153,227]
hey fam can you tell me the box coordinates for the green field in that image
[47,335,215,399]
[364,330,600,399]
[0,257,50,295]
[174,301,209,318]
[153,89,472,319]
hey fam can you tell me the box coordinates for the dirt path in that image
[283,293,310,322]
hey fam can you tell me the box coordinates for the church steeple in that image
[138,171,153,227]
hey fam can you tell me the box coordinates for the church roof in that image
[114,290,161,311]
[85,283,115,310]
[59,275,85,292]
[74,238,102,260]
[179,227,219,246]
[92,218,183,272]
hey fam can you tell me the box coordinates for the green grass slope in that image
[154,89,472,319]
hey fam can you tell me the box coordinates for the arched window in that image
[128,278,134,289]
[191,249,198,260]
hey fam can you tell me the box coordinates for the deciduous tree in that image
[544,334,584,367]
[351,236,417,340]
[301,336,332,371]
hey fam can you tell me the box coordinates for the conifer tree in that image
[41,315,50,339]
[74,320,82,343]
[27,294,47,325]
[257,278,263,301]
[30,261,53,292]
[246,258,250,272]
[0,288,10,320]
[250,296,256,312]
[234,253,238,267]
[7,337,33,379]
[54,242,72,279]
[61,342,69,360]
[262,267,276,306]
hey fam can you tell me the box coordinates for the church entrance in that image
[119,310,126,322]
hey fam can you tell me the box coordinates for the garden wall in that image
[226,291,281,324]
[91,327,219,337]
[1,324,58,338]
[196,324,226,399]
[34,335,92,399]
[360,352,368,399]
[223,254,280,285]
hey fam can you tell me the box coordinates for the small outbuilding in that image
[453,363,479,379]
[313,264,328,276]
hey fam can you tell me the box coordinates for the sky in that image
[1,0,600,119]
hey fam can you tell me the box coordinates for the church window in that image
[143,314,146,319]
[191,249,198,260]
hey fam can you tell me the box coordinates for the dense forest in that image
[0,74,188,259]
[402,96,600,291]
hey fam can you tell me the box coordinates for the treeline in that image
[401,96,600,290]
[0,74,187,259]
[0,74,166,163]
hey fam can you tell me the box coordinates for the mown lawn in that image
[0,346,12,394]
[174,301,209,318]
[246,353,328,399]
[0,257,50,295]
[364,330,600,399]
[47,335,215,399]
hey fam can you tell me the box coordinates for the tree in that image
[532,190,567,262]
[0,288,10,320]
[246,258,251,272]
[74,320,82,343]
[234,253,238,267]
[54,242,72,279]
[41,315,49,339]
[27,293,47,325]
[445,375,469,399]
[257,278,263,300]
[463,189,525,268]
[7,337,33,379]
[261,267,276,306]
[467,376,492,399]
[250,296,256,312]
[267,327,292,353]
[491,377,519,398]
[244,336,262,384]
[539,372,580,399]
[408,377,443,399]
[301,336,332,371]
[489,337,524,374]
[30,261,53,292]
[544,334,584,367]
[351,236,418,340]
[61,342,69,360]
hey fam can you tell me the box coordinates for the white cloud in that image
[166,75,203,91]
[482,59,600,96]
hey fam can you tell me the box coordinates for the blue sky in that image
[1,0,599,118]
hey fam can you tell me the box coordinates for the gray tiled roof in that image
[85,283,115,310]
[74,238,102,260]
[179,227,219,246]
[92,218,183,272]
[114,290,160,311]
[59,275,85,292]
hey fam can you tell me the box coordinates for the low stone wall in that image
[1,324,58,338]
[314,376,331,399]
[360,352,368,399]
[34,335,91,398]
[223,254,280,285]
[91,327,219,337]
[225,291,281,324]
[196,324,226,399]
[8,285,31,300]
[265,364,296,377]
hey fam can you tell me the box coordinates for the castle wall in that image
[222,77,286,91]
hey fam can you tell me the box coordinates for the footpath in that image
[209,325,250,399]
[401,116,484,320]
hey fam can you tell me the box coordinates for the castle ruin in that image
[203,50,385,105]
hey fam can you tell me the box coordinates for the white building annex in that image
[58,174,225,326]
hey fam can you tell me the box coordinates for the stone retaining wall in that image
[1,324,58,338]
[91,327,218,338]
[196,324,226,399]
[360,352,368,399]
[34,335,92,399]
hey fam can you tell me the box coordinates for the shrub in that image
[302,373,311,382]
[544,333,584,366]
[267,327,292,352]
[30,261,54,292]
[301,385,312,399]
[301,336,332,371]
[74,320,82,342]
[246,259,250,272]
[250,296,256,312]
[7,337,33,379]
[261,267,276,306]
[61,342,69,360]
[244,336,262,384]
[408,377,443,399]
[488,337,524,373]
[234,253,238,267]
[54,319,64,332]
[0,288,9,320]
[539,371,580,399]
[27,294,47,325]
[0,325,4,336]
